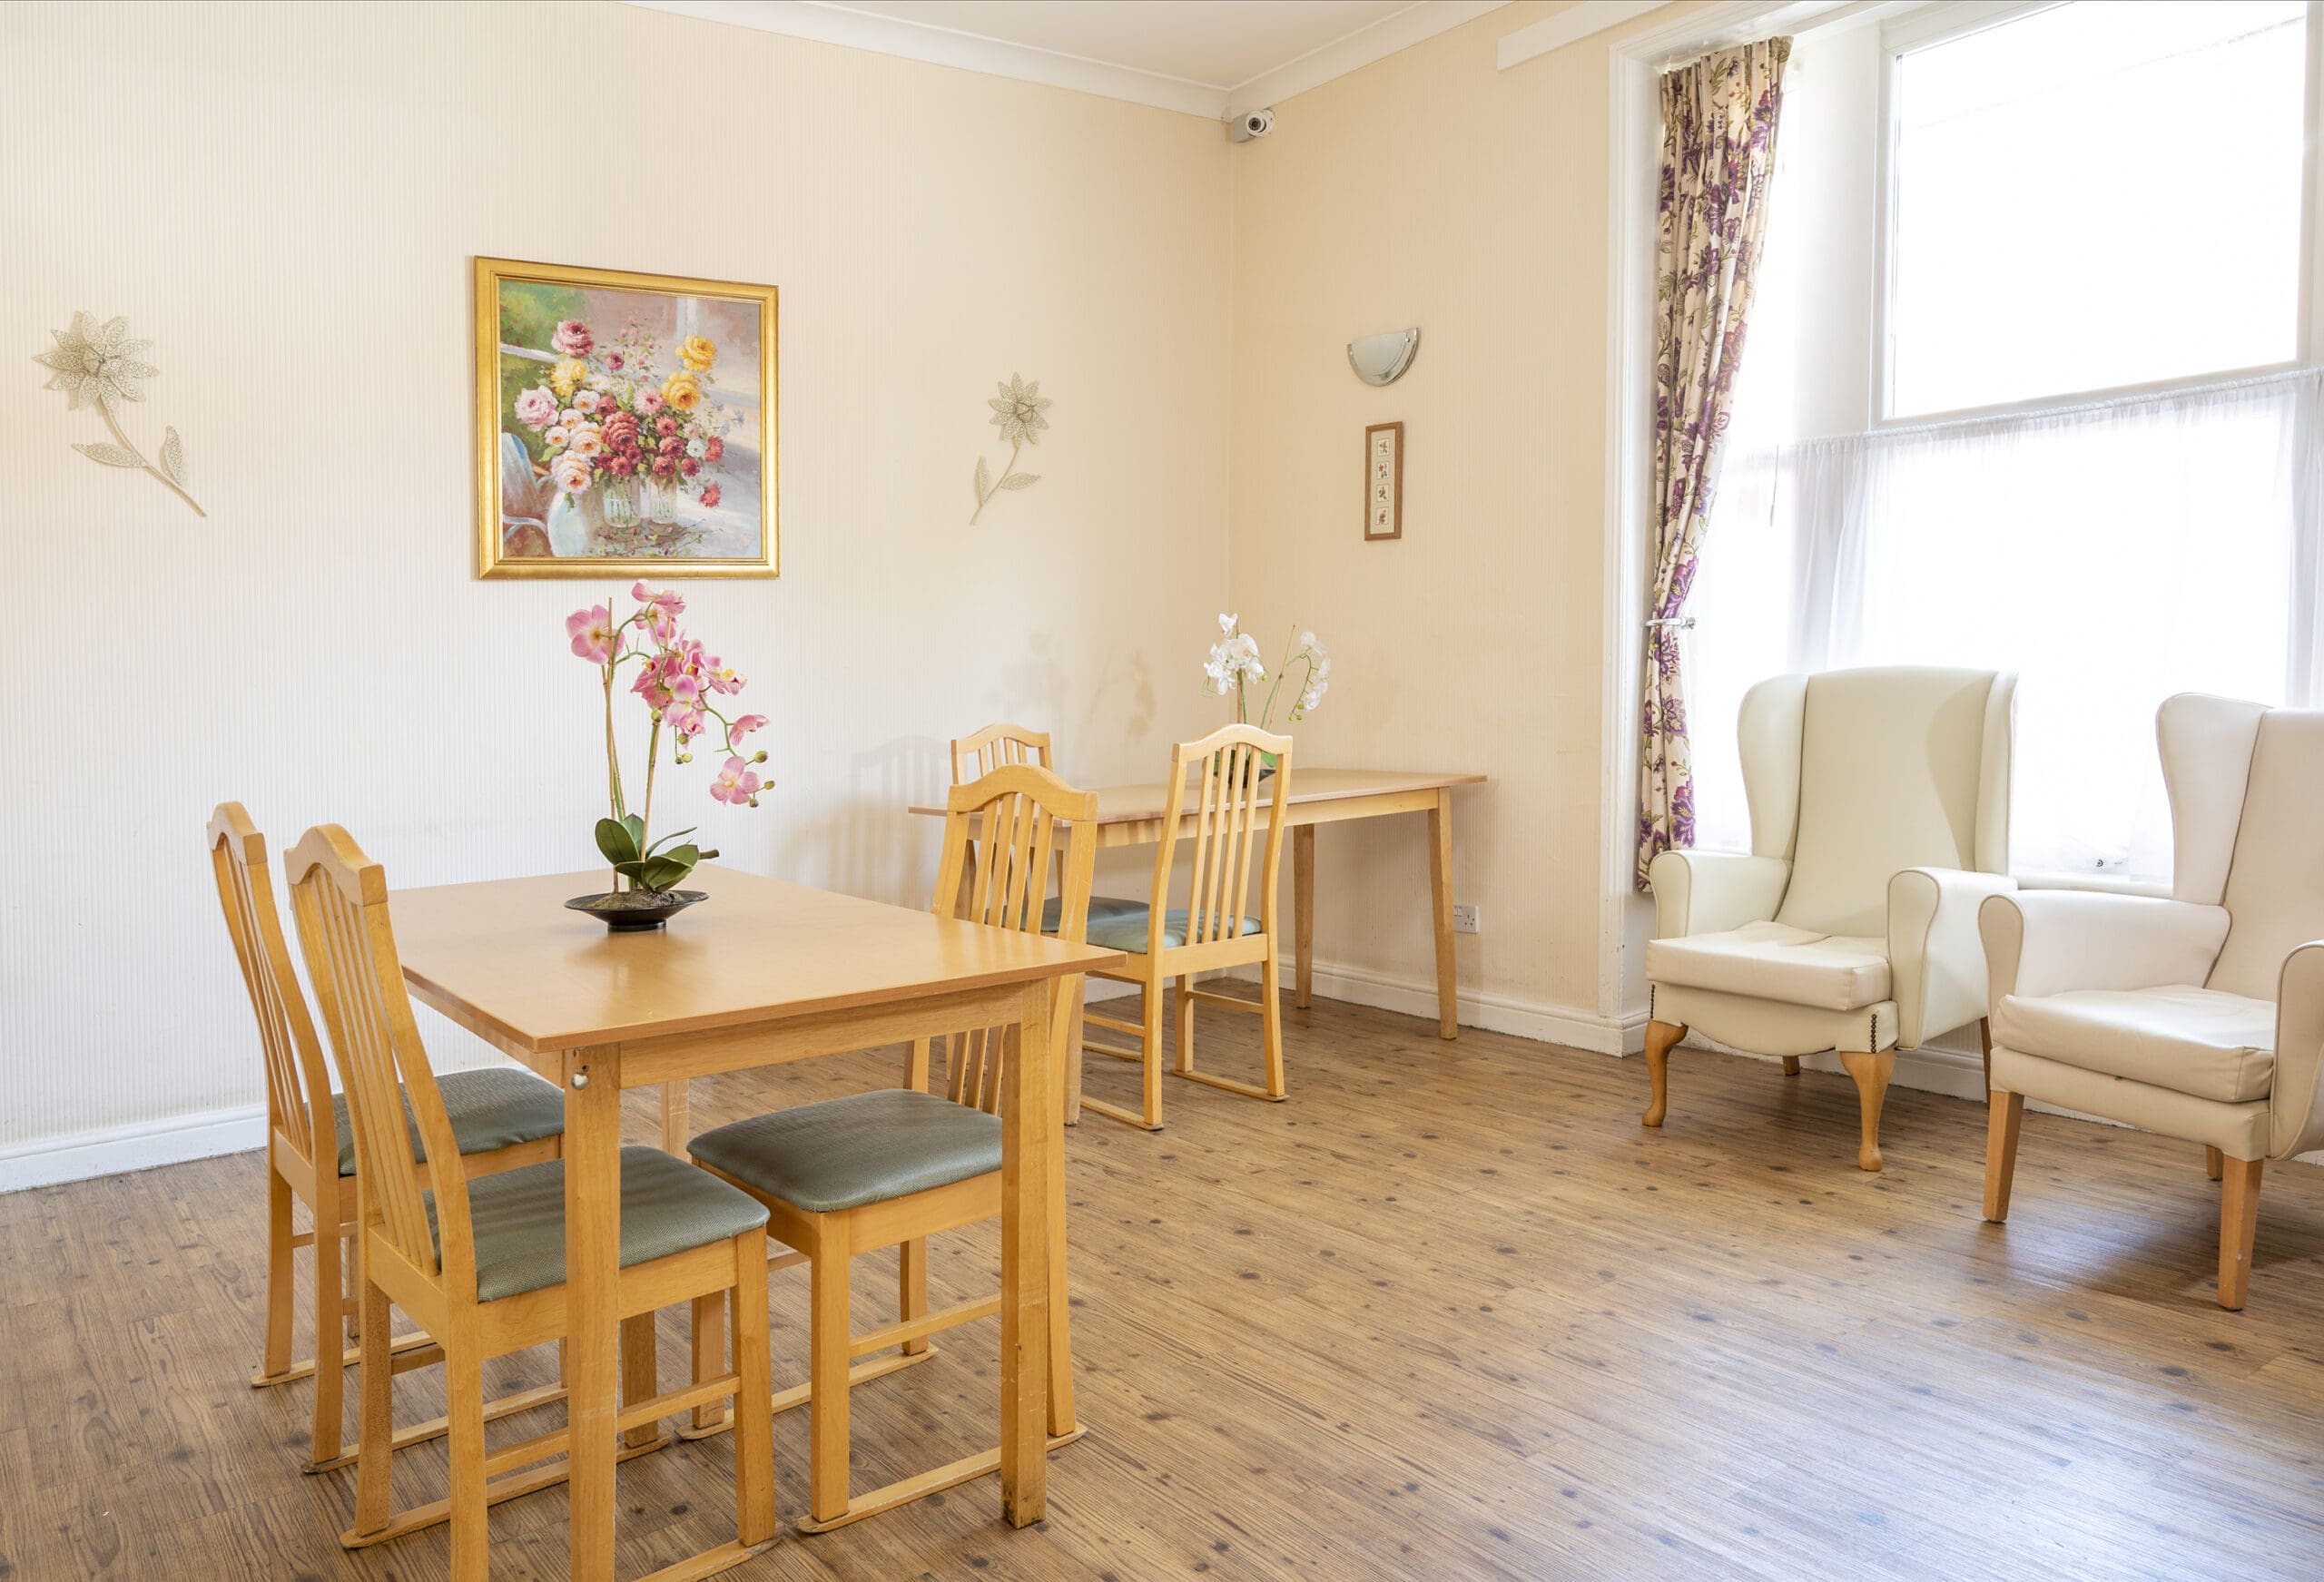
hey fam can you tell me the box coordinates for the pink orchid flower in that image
[566,604,615,663]
[727,713,767,749]
[666,704,706,739]
[710,756,763,806]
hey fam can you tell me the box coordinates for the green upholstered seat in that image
[688,1089,1002,1215]
[330,1066,566,1178]
[427,1146,769,1303]
[1038,894,1145,937]
[1068,896,1263,954]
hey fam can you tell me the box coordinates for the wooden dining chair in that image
[283,824,778,1577]
[207,802,567,1471]
[687,762,1096,1532]
[1076,725,1293,1131]
[950,721,1051,782]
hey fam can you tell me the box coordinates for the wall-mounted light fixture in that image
[1347,328,1420,386]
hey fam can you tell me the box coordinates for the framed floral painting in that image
[474,257,777,578]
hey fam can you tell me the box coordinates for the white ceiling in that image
[632,0,1512,119]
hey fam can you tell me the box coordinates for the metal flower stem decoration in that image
[34,312,205,517]
[970,372,1051,525]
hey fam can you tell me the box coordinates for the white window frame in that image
[1868,0,2324,428]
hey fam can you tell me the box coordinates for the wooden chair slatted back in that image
[950,722,1052,784]
[207,804,332,1167]
[1153,725,1293,948]
[928,763,1098,1116]
[284,826,471,1293]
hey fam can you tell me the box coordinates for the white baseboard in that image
[1225,957,1637,1053]
[0,1102,267,1193]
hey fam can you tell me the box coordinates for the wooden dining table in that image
[389,863,1121,1577]
[912,767,1485,1038]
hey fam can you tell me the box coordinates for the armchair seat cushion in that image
[1992,986,2275,1105]
[1645,920,1891,1011]
[689,1089,1001,1214]
[332,1066,566,1179]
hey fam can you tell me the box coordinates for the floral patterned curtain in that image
[1638,38,1791,889]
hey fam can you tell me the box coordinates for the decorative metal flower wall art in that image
[970,372,1050,525]
[34,311,205,517]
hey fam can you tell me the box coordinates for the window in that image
[1885,1,2311,418]
[1685,1,2323,881]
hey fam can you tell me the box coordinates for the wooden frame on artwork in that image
[474,256,778,579]
[1364,420,1403,541]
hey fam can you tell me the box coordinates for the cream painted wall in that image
[1226,1,1695,1040]
[0,0,1230,1170]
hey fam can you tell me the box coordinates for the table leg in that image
[1293,825,1315,1010]
[659,1076,725,1433]
[659,1079,689,1155]
[1426,792,1458,1040]
[1000,978,1053,1526]
[564,1046,622,1580]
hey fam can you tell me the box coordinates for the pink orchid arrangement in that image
[567,582,769,893]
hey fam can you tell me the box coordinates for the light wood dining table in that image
[389,863,1121,1577]
[912,767,1484,1037]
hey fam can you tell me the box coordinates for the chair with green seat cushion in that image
[689,1090,1000,1215]
[686,759,1101,1534]
[1044,895,1262,954]
[330,1066,566,1177]
[284,821,779,1569]
[431,1146,770,1302]
[1076,723,1295,1130]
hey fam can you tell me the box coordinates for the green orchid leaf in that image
[645,826,698,857]
[621,813,645,850]
[639,852,694,891]
[613,860,649,881]
[595,818,640,864]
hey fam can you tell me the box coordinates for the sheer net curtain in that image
[1691,373,2324,879]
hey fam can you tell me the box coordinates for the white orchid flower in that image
[1219,613,1238,634]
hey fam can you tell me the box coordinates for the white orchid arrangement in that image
[1203,614,1330,732]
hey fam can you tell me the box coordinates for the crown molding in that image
[1497,0,1667,72]
[627,0,1511,123]
[1223,1,1511,119]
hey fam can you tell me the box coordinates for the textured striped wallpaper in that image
[0,0,1233,1160]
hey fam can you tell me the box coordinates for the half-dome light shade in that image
[1347,328,1420,386]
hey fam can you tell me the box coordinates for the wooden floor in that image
[5,996,2324,1580]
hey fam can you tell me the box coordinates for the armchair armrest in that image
[1647,849,1789,939]
[1888,868,2016,1049]
[1978,889,2229,1007]
[2270,941,2324,1160]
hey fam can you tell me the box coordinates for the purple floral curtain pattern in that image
[1637,38,1791,889]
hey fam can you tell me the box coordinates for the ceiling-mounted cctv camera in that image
[1228,108,1275,142]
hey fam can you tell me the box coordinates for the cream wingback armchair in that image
[1980,693,2324,1311]
[1643,666,2017,1170]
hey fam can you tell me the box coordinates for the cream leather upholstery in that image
[1978,693,2324,1308]
[1644,666,2018,1169]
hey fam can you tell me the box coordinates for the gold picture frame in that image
[1364,420,1403,541]
[474,256,778,579]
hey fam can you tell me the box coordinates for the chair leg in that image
[310,1209,345,1469]
[1258,944,1286,1099]
[2220,1156,2263,1312]
[730,1234,778,1545]
[690,1293,728,1433]
[1781,1056,1800,1077]
[808,1220,853,1527]
[343,1229,362,1344]
[2206,1145,2225,1182]
[1838,1048,1895,1173]
[352,1271,395,1538]
[1978,1017,1993,1098]
[1140,970,1166,1130]
[445,1335,488,1581]
[255,1168,295,1385]
[1641,1019,1684,1128]
[1173,974,1195,1076]
[899,1237,930,1357]
[1983,1089,2024,1222]
[622,1312,661,1449]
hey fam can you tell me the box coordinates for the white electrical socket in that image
[1452,903,1480,934]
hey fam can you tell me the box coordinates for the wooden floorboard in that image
[3,996,2323,1579]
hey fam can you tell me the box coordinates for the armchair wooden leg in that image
[1983,1090,2024,1222]
[1979,1017,1993,1098]
[1838,1049,1895,1173]
[1641,1020,1683,1128]
[2205,1145,2225,1182]
[2219,1156,2263,1312]
[1781,1056,1800,1077]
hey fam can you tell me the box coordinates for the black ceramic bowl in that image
[565,889,708,931]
